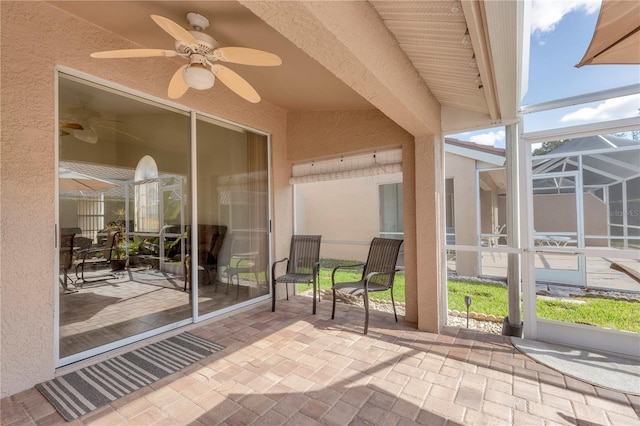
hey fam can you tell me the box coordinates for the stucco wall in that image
[0,1,288,397]
[534,193,608,246]
[445,152,478,276]
[295,175,402,261]
[286,110,430,326]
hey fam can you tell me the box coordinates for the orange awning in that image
[576,0,640,67]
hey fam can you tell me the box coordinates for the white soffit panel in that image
[370,1,489,115]
[290,149,402,184]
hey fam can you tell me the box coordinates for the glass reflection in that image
[195,116,270,316]
[58,73,191,359]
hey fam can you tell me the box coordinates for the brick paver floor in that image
[2,295,639,425]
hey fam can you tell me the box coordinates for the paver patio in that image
[2,295,639,425]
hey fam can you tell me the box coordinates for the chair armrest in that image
[76,247,105,260]
[331,262,365,284]
[231,257,253,269]
[271,257,288,279]
[363,269,397,290]
[313,261,321,280]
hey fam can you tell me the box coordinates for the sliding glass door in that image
[57,72,271,365]
[195,115,270,318]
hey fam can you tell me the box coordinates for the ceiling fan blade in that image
[151,15,198,45]
[214,47,282,66]
[168,65,189,99]
[91,49,178,59]
[212,65,260,103]
[59,121,84,130]
[94,123,144,142]
[60,130,70,137]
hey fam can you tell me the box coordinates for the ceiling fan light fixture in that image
[183,64,215,90]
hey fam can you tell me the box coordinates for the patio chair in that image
[74,230,119,286]
[271,235,321,314]
[331,237,404,334]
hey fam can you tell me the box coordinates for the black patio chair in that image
[331,237,404,334]
[74,230,119,285]
[271,235,321,314]
[59,233,75,291]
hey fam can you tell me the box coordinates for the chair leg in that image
[285,283,289,300]
[226,271,232,294]
[363,292,370,334]
[390,289,398,322]
[76,264,85,288]
[331,288,336,320]
[312,277,317,315]
[271,278,277,312]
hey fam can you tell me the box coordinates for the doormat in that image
[513,337,640,396]
[36,332,224,421]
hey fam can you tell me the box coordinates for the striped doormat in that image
[36,332,224,421]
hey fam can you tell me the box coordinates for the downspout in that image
[503,123,523,336]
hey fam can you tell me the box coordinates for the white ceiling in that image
[50,0,515,122]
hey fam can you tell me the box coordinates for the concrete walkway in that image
[2,296,639,425]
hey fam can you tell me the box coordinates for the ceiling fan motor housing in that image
[175,31,218,55]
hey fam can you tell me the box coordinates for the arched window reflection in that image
[134,155,159,232]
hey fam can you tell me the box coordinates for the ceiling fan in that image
[59,107,143,144]
[90,13,282,103]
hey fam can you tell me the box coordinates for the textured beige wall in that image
[295,177,382,261]
[414,135,443,333]
[0,1,287,397]
[286,110,430,325]
[445,153,478,276]
[534,193,608,246]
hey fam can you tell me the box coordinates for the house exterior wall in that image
[0,1,290,397]
[295,176,394,261]
[533,193,608,246]
[445,153,478,276]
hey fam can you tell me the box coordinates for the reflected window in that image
[134,155,159,232]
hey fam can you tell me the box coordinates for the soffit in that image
[370,1,490,115]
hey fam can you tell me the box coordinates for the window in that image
[378,182,403,239]
[77,196,104,241]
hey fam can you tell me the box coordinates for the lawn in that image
[296,260,640,333]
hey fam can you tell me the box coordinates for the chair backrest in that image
[102,230,119,260]
[60,233,75,270]
[362,237,404,287]
[75,236,93,252]
[287,235,321,275]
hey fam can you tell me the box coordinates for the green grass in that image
[449,280,640,333]
[537,297,640,332]
[448,280,508,317]
[295,259,640,333]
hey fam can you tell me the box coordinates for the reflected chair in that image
[74,230,119,285]
[331,237,404,334]
[271,235,321,314]
[59,233,75,291]
[226,233,269,297]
